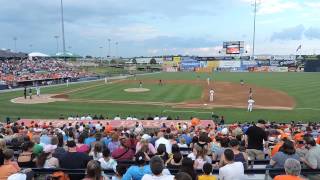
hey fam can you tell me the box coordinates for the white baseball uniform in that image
[105,77,108,84]
[36,87,40,96]
[209,90,215,102]
[207,77,210,85]
[248,99,255,112]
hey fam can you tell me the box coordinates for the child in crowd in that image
[198,163,217,180]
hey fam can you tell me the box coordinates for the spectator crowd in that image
[0,58,89,85]
[0,118,319,180]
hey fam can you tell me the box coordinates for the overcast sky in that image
[0,0,320,57]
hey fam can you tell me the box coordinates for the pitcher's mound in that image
[124,88,150,93]
[11,94,68,104]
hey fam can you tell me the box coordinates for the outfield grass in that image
[1,72,320,123]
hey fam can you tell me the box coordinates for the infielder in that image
[139,81,142,88]
[104,77,108,84]
[249,88,253,99]
[240,79,244,86]
[36,86,41,97]
[247,98,255,112]
[207,77,210,85]
[209,89,215,102]
[66,79,69,87]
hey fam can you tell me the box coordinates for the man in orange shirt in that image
[274,158,304,180]
[0,149,20,180]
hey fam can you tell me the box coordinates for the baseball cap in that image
[43,144,57,153]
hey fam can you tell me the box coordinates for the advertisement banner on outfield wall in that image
[219,61,241,68]
[272,55,296,61]
[256,60,270,66]
[269,66,288,72]
[270,60,296,67]
[254,55,272,60]
[163,61,177,66]
[241,60,258,68]
[195,67,212,73]
[253,66,270,72]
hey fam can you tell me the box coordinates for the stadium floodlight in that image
[60,0,66,60]
[107,39,111,58]
[251,0,257,60]
[115,42,119,58]
[54,35,59,54]
[13,37,17,52]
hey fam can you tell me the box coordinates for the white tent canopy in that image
[28,52,49,57]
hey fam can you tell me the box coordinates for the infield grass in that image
[1,72,320,123]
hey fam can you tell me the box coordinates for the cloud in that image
[304,27,320,40]
[271,25,305,41]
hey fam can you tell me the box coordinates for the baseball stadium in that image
[1,0,320,180]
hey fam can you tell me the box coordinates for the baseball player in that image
[249,88,253,99]
[104,77,108,84]
[139,81,142,88]
[159,79,163,86]
[23,87,27,99]
[240,79,244,86]
[66,79,69,87]
[207,77,210,85]
[209,89,215,102]
[36,86,41,97]
[29,88,32,99]
[247,97,255,112]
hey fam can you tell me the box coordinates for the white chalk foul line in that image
[163,110,213,114]
[295,107,320,111]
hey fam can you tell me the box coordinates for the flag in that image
[296,45,302,52]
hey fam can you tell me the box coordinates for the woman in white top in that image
[99,148,117,170]
[36,144,59,168]
[89,142,103,160]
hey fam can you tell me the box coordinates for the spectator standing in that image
[141,156,174,180]
[274,158,304,180]
[219,149,244,180]
[59,140,92,180]
[245,119,268,160]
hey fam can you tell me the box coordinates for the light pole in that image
[251,0,257,60]
[54,35,59,53]
[115,42,119,58]
[99,46,103,63]
[60,0,66,60]
[13,37,17,52]
[107,38,111,58]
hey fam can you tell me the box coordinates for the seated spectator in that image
[198,163,217,180]
[76,133,90,153]
[52,134,66,159]
[83,160,107,180]
[166,152,182,169]
[179,157,197,180]
[156,144,169,162]
[17,141,36,167]
[193,144,212,170]
[99,148,117,170]
[40,129,51,145]
[212,137,229,161]
[112,137,135,161]
[85,132,96,147]
[155,132,171,154]
[136,138,156,155]
[122,152,151,180]
[300,135,320,180]
[89,142,103,160]
[59,140,92,180]
[0,149,20,180]
[219,149,244,180]
[31,135,43,157]
[108,133,120,153]
[270,140,299,168]
[141,156,174,180]
[174,172,192,180]
[112,165,127,180]
[274,158,304,180]
[36,144,59,168]
[0,139,6,165]
[229,139,248,169]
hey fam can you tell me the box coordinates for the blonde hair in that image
[0,139,6,150]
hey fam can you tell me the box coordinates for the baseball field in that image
[1,72,320,123]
